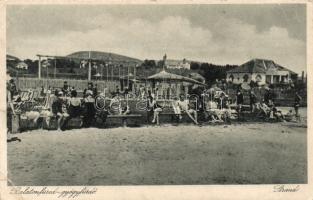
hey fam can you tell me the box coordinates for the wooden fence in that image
[15,77,120,94]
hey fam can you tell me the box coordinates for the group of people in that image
[7,71,304,134]
[49,82,101,130]
[236,87,303,122]
[147,91,199,125]
[22,82,101,131]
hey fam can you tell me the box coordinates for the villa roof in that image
[227,59,297,74]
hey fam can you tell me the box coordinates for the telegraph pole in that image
[88,51,91,81]
[38,55,41,79]
[54,58,56,79]
[106,64,109,82]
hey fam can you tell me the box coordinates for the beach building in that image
[226,59,297,85]
[148,70,205,99]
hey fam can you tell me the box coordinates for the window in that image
[273,75,280,83]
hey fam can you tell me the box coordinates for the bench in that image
[159,112,191,123]
[107,114,142,127]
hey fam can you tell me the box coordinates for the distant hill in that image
[7,54,20,61]
[67,51,142,66]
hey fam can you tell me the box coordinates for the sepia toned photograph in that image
[5,2,308,188]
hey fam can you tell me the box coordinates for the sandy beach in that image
[7,121,307,186]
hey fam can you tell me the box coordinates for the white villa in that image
[226,59,297,85]
[165,59,191,69]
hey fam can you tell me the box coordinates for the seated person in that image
[148,93,162,125]
[173,94,198,124]
[82,90,96,128]
[51,91,69,130]
[257,100,271,118]
[220,99,233,122]
[62,90,82,129]
[205,101,224,122]
[119,101,131,115]
[109,95,121,114]
[218,92,228,109]
[272,106,285,121]
[67,90,81,118]
[172,98,181,119]
[204,100,224,122]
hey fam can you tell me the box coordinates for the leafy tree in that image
[141,59,156,69]
[157,60,165,68]
[190,62,200,70]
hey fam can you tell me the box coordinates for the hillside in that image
[67,51,142,66]
[7,54,20,61]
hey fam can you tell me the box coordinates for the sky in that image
[7,4,307,73]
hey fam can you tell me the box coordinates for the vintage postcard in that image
[0,0,312,200]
